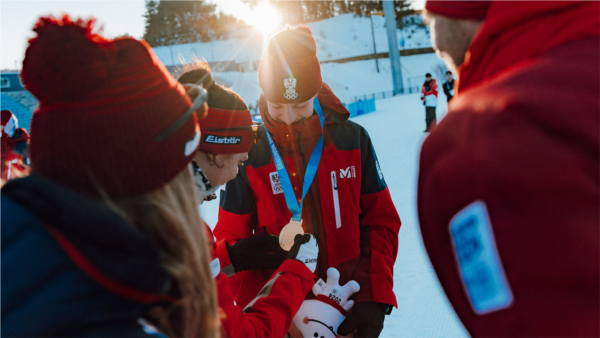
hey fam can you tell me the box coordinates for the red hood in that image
[458,1,600,93]
[259,83,348,149]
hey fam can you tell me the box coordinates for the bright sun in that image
[248,2,281,36]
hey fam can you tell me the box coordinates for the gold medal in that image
[279,218,304,251]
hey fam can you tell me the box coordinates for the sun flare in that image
[248,2,281,36]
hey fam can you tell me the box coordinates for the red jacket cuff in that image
[275,259,316,280]
[215,239,232,268]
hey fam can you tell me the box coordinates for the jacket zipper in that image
[331,171,342,229]
[298,131,325,279]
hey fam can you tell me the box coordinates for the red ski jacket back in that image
[213,84,401,310]
[418,2,599,336]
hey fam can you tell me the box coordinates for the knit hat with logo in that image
[199,108,254,154]
[425,1,493,21]
[258,25,323,104]
[21,15,200,198]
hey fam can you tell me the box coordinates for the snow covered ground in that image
[211,53,448,106]
[200,93,470,337]
[153,13,431,66]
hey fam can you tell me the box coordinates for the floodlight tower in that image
[383,0,404,94]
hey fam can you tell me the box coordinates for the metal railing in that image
[350,86,420,103]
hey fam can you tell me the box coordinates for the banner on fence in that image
[347,98,376,118]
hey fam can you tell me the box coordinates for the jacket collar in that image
[258,82,349,152]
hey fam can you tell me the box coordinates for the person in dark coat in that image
[419,1,599,336]
[442,71,455,102]
[2,15,219,337]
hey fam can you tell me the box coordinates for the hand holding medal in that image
[265,98,326,251]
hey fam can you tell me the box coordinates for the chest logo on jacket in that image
[270,172,283,195]
[340,166,356,178]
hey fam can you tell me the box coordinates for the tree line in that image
[143,0,416,47]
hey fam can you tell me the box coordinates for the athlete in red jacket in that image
[1,110,29,181]
[420,1,599,336]
[177,64,320,338]
[420,74,438,131]
[213,26,401,337]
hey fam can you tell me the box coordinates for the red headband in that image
[199,108,253,154]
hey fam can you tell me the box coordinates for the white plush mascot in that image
[292,268,360,338]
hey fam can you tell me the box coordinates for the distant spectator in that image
[1,110,29,181]
[248,103,254,115]
[421,73,438,131]
[442,71,455,102]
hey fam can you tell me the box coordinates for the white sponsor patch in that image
[184,128,201,157]
[270,172,283,195]
[210,258,220,279]
[449,201,514,315]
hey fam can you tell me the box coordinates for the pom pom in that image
[270,25,317,64]
[22,15,117,104]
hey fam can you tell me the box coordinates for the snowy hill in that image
[210,53,448,107]
[200,93,469,337]
[153,13,431,67]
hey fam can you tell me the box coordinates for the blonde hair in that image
[107,167,219,337]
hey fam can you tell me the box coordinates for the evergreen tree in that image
[143,0,248,47]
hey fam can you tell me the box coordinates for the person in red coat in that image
[213,25,402,337]
[420,73,438,131]
[419,1,599,336]
[176,63,320,338]
[1,110,29,181]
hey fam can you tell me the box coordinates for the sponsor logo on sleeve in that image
[375,160,384,180]
[203,134,242,144]
[449,201,514,315]
[270,172,283,195]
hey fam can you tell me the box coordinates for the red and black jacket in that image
[213,84,401,310]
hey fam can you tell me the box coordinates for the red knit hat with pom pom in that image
[258,26,323,103]
[22,15,200,198]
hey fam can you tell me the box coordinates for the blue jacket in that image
[2,175,174,337]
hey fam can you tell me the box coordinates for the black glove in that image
[337,302,389,338]
[226,228,287,272]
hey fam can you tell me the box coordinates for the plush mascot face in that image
[293,300,342,338]
[292,268,360,338]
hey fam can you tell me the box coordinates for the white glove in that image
[287,234,319,273]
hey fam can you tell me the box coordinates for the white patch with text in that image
[449,201,514,315]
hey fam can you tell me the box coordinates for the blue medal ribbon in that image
[265,98,325,222]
